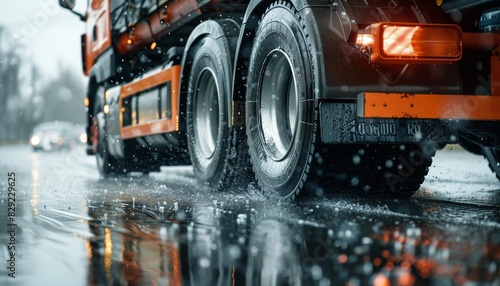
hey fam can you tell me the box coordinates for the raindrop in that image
[250,246,258,256]
[351,177,359,186]
[237,214,247,224]
[160,226,167,242]
[199,257,210,268]
[228,245,241,259]
[385,159,394,168]
[345,230,352,237]
[315,188,324,196]
[352,154,361,165]
[174,202,179,211]
[310,265,323,280]
[319,278,331,286]
[328,229,334,237]
[132,197,135,208]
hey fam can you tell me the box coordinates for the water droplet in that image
[250,246,258,256]
[310,265,323,280]
[385,159,394,168]
[160,226,167,242]
[328,229,334,237]
[237,214,247,224]
[351,177,359,186]
[228,245,241,259]
[315,188,324,196]
[199,257,210,268]
[352,155,361,165]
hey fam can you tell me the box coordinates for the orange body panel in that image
[359,93,500,120]
[491,55,500,97]
[84,0,112,75]
[120,65,181,139]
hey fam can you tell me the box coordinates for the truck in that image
[59,0,500,201]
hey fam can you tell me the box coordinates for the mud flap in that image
[320,102,457,144]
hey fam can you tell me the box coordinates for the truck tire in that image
[186,20,252,191]
[246,2,317,200]
[483,147,500,181]
[92,88,126,176]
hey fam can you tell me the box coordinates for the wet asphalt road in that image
[0,144,499,286]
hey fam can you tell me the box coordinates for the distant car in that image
[30,121,86,151]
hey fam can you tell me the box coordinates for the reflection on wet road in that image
[0,145,499,285]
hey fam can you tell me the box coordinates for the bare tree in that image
[0,26,85,142]
[39,64,86,124]
[0,26,22,142]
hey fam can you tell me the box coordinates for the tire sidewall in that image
[246,6,315,197]
[93,94,110,175]
[186,37,231,184]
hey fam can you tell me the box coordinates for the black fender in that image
[85,48,116,152]
[86,47,116,123]
[179,19,241,132]
[88,47,116,85]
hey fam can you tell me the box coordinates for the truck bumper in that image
[320,93,500,144]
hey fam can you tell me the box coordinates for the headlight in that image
[30,136,40,146]
[80,133,87,143]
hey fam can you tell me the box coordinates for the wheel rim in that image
[194,68,220,159]
[259,50,299,162]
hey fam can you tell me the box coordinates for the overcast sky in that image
[0,0,86,81]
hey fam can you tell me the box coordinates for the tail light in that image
[356,23,462,64]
